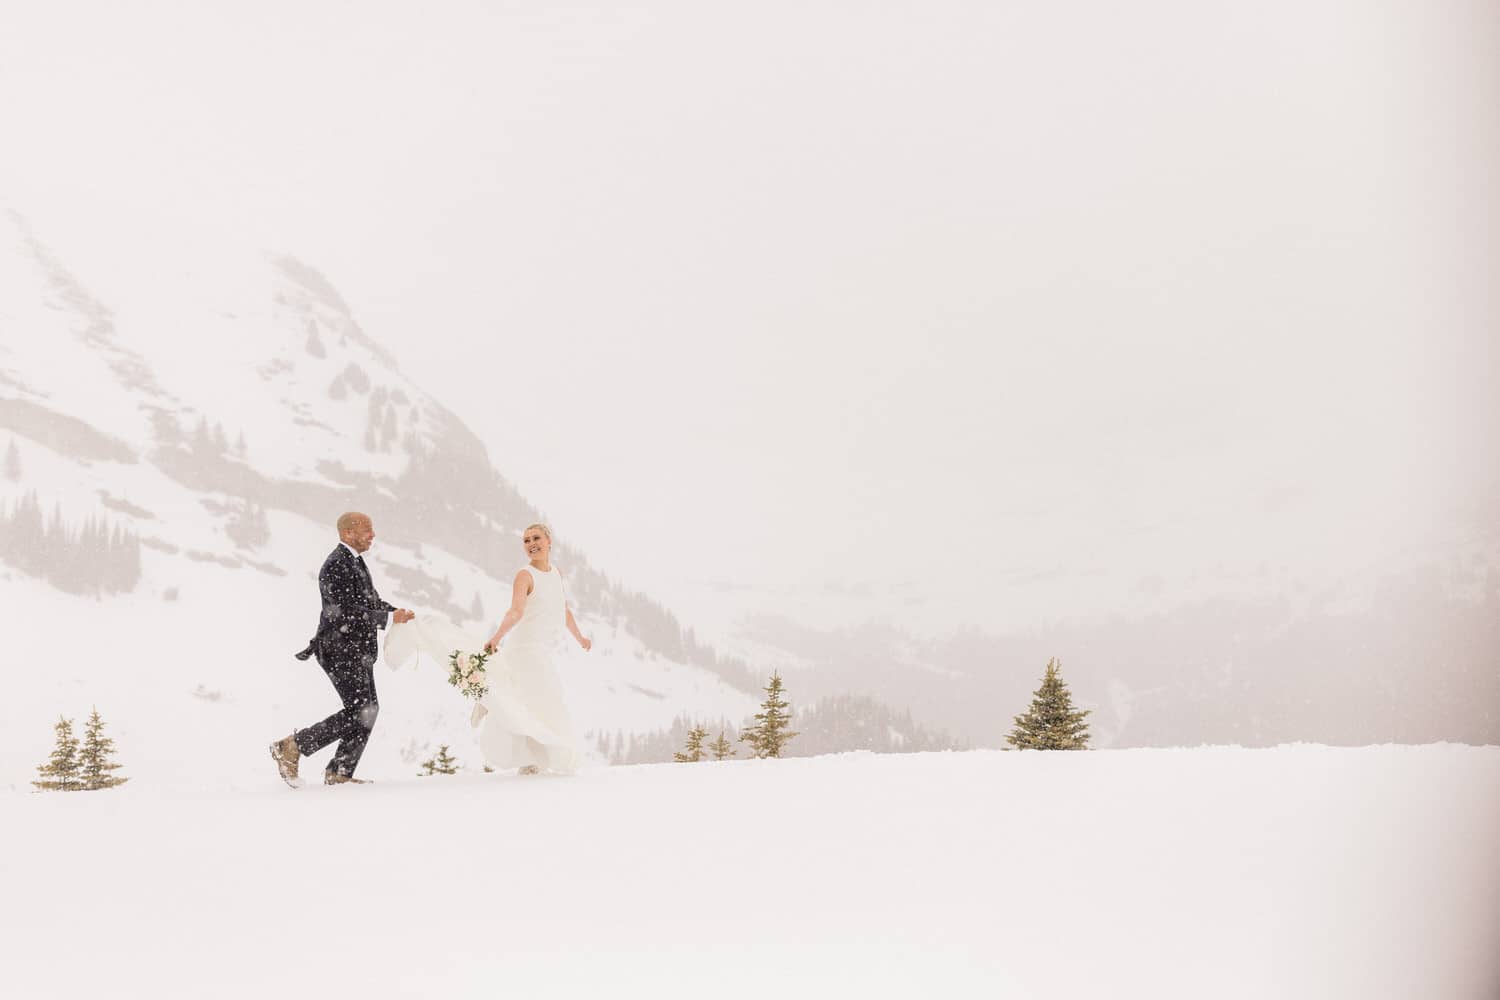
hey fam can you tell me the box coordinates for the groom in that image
[269,511,414,787]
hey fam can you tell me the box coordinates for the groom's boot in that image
[325,772,370,785]
[269,734,301,787]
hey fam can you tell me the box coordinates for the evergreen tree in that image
[381,405,398,450]
[469,591,484,622]
[78,707,129,789]
[118,528,142,593]
[673,725,708,762]
[32,716,81,792]
[1006,658,1092,750]
[419,744,461,775]
[709,730,736,761]
[740,672,798,759]
[3,438,19,481]
[192,417,214,455]
[0,499,141,595]
[305,320,327,358]
[46,502,66,565]
[365,396,385,452]
[4,491,45,575]
[226,501,270,549]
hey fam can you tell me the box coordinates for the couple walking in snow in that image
[268,512,591,787]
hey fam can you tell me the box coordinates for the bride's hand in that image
[578,635,592,652]
[484,637,499,654]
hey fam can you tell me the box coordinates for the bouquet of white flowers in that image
[447,648,491,700]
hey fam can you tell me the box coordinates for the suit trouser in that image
[294,643,380,777]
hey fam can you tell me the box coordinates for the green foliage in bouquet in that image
[447,648,491,700]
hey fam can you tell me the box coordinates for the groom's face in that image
[342,518,375,553]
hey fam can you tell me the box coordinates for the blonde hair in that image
[523,523,552,542]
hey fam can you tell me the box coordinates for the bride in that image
[384,522,590,775]
[476,522,591,774]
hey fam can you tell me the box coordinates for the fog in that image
[2,0,1495,635]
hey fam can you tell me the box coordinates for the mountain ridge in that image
[0,208,950,785]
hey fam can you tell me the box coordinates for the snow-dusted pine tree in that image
[4,438,19,481]
[420,744,461,775]
[673,725,708,762]
[78,707,129,790]
[32,716,81,792]
[740,672,798,759]
[1006,658,1091,750]
[709,730,736,761]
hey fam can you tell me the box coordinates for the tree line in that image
[668,658,1092,763]
[0,491,141,595]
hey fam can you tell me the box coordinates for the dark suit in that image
[292,544,395,778]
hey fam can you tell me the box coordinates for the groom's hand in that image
[393,608,415,624]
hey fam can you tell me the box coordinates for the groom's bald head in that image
[337,512,375,552]
[337,512,369,534]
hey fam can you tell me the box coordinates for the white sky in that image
[1,0,1495,632]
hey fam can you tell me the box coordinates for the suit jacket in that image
[294,545,396,663]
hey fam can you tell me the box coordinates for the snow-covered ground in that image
[4,745,1497,999]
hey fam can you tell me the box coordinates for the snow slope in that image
[0,207,765,782]
[4,745,1497,999]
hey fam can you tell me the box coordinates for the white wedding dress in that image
[383,563,582,774]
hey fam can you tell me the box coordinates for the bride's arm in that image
[565,606,592,652]
[485,571,532,652]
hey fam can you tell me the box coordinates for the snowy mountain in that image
[2,207,891,787]
[660,512,1500,749]
[2,201,1492,796]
